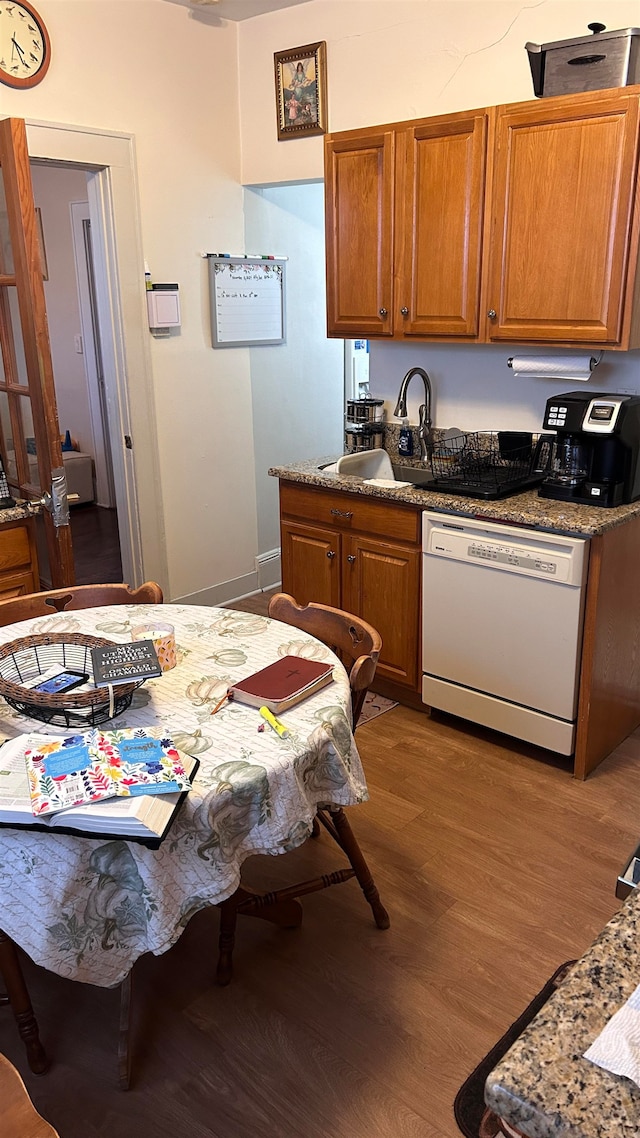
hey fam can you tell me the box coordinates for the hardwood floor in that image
[2,588,640,1136]
[36,505,123,588]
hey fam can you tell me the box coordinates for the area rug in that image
[453,961,576,1138]
[358,692,398,725]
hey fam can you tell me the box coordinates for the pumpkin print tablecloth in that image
[0,605,367,986]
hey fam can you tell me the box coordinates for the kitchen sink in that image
[319,451,433,486]
[390,464,434,487]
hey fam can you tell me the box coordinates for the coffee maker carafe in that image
[539,391,640,507]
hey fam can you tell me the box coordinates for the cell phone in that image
[33,670,89,695]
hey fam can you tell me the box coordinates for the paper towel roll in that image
[507,353,601,382]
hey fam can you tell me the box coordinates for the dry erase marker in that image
[259,706,289,738]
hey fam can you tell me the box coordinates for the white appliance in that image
[422,512,589,755]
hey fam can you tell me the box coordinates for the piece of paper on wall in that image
[208,258,286,348]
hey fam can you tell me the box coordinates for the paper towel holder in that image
[507,351,603,381]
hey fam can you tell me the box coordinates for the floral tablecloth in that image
[0,604,367,986]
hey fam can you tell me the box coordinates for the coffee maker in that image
[539,391,640,507]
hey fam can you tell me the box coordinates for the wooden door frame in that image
[24,119,168,592]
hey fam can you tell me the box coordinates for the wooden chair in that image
[0,1050,59,1137]
[0,582,163,627]
[0,580,162,1086]
[216,593,389,985]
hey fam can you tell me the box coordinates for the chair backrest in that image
[267,593,381,729]
[0,1052,60,1137]
[0,582,163,627]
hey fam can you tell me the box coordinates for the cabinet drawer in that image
[0,524,32,572]
[280,482,420,544]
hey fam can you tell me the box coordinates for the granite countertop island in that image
[269,456,640,538]
[485,888,640,1137]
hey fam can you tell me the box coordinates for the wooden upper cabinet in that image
[325,87,640,348]
[324,129,395,337]
[485,89,640,347]
[397,110,489,338]
[324,110,490,341]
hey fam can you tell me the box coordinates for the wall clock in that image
[0,0,50,89]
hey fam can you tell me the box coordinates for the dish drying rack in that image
[429,432,546,497]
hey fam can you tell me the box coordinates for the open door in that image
[0,117,74,587]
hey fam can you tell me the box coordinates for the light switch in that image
[74,334,83,354]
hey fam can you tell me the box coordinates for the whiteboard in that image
[207,256,286,347]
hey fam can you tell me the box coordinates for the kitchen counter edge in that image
[484,887,640,1137]
[269,459,640,537]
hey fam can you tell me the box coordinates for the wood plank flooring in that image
[2,588,640,1136]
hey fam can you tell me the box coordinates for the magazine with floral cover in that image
[24,728,192,817]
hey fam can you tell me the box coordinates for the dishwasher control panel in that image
[468,541,558,575]
[423,513,588,587]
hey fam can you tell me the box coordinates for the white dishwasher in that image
[422,511,589,755]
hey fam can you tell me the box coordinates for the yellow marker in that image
[259,706,290,738]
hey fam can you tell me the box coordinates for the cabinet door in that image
[324,129,395,337]
[398,110,489,338]
[486,90,640,345]
[280,520,341,608]
[342,534,420,688]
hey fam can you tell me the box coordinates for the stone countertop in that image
[0,502,39,523]
[484,888,640,1138]
[268,457,640,537]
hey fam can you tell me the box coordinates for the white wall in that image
[1,0,255,603]
[244,182,343,563]
[30,165,93,453]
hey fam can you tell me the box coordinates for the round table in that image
[0,604,367,987]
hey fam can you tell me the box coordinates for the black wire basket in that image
[0,632,144,728]
[429,431,550,498]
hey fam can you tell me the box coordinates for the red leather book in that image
[228,656,335,713]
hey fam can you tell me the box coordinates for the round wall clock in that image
[0,0,50,89]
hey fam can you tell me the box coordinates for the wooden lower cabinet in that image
[279,482,421,692]
[0,516,39,600]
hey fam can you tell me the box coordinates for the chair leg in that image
[216,897,238,987]
[0,929,48,1074]
[327,808,390,930]
[118,972,132,1091]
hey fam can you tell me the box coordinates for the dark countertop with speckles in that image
[0,502,39,523]
[484,889,640,1137]
[268,455,640,537]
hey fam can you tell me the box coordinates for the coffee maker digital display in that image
[539,391,640,507]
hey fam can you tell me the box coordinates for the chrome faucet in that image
[393,367,434,461]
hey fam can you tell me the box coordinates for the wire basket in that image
[430,432,542,494]
[0,632,144,729]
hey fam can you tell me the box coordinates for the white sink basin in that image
[335,450,395,479]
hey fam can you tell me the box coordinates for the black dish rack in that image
[427,431,552,500]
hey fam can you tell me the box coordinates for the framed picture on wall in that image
[274,41,327,141]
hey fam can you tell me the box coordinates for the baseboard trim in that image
[171,570,260,607]
[256,548,282,590]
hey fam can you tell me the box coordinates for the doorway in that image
[30,163,123,586]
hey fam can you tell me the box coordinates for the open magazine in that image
[0,730,198,847]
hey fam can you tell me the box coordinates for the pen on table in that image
[210,691,229,716]
[259,706,289,738]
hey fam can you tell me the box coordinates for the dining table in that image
[0,602,368,993]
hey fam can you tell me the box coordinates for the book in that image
[0,733,198,847]
[90,640,161,687]
[24,729,193,816]
[228,655,335,713]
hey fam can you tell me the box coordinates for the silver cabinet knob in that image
[400,306,409,316]
[487,308,497,319]
[379,308,387,317]
[347,554,356,564]
[330,508,353,519]
[326,550,336,559]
